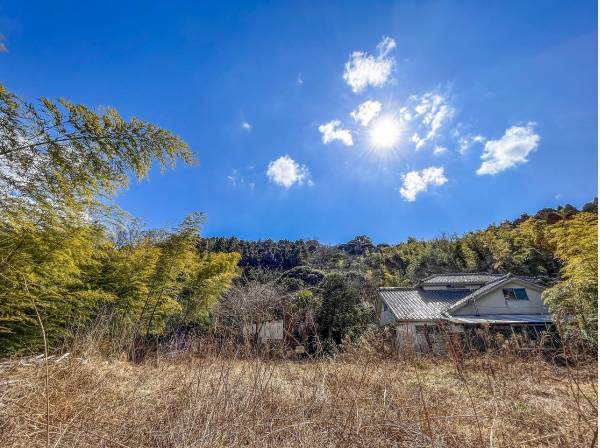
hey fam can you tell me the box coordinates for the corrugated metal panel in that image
[379,288,471,321]
[446,314,554,324]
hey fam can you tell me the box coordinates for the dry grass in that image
[0,345,596,448]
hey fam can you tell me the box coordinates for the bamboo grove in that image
[0,85,239,354]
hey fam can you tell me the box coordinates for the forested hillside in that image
[200,200,596,286]
[199,198,598,346]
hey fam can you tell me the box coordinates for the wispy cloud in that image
[227,166,256,190]
[399,166,448,202]
[350,100,382,126]
[476,123,539,175]
[410,92,455,150]
[241,121,252,131]
[458,134,486,154]
[266,155,312,188]
[318,120,354,146]
[377,36,396,56]
[297,74,303,86]
[343,36,396,93]
[433,146,448,156]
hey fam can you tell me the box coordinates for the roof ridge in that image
[419,272,506,286]
[424,272,503,277]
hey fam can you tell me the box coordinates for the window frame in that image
[502,287,529,301]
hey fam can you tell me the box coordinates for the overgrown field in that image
[0,351,596,447]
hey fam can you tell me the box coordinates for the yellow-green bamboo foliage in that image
[543,212,598,342]
[91,214,240,338]
[0,84,239,354]
[0,212,239,353]
[0,209,111,352]
[0,83,194,214]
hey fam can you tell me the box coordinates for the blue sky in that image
[0,1,597,243]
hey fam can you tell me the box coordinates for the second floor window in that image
[503,288,529,301]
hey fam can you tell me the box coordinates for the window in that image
[502,288,529,301]
[383,302,389,312]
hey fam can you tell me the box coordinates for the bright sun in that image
[369,115,402,150]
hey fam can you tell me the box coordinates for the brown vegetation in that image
[0,338,596,448]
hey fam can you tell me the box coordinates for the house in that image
[377,273,553,353]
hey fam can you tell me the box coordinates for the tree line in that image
[201,200,597,347]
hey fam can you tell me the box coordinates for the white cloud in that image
[241,122,252,131]
[458,134,485,154]
[227,166,256,189]
[377,36,396,56]
[410,133,422,147]
[350,100,382,126]
[399,166,448,202]
[343,36,396,93]
[266,155,311,188]
[318,120,354,146]
[410,92,455,149]
[297,73,303,85]
[399,106,412,122]
[433,146,448,156]
[476,123,539,175]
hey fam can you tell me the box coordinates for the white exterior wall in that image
[453,280,548,316]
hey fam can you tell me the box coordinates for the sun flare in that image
[369,115,402,150]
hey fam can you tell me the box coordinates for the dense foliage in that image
[0,85,239,354]
[542,212,598,344]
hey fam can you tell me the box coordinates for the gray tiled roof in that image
[419,272,503,286]
[379,287,472,321]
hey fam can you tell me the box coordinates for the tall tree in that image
[316,274,372,349]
